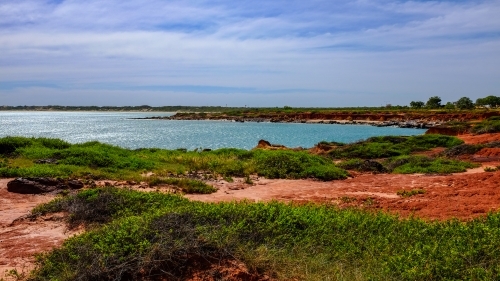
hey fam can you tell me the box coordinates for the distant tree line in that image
[410,95,500,110]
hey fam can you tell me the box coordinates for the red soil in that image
[0,179,79,280]
[187,164,500,221]
[458,133,500,144]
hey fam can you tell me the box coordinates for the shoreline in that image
[133,115,437,129]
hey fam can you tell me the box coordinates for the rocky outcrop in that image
[7,178,84,194]
[255,139,287,150]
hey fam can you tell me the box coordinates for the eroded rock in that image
[7,177,84,194]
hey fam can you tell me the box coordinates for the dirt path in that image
[0,179,78,280]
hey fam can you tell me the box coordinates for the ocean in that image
[0,112,426,150]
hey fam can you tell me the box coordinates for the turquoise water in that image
[0,112,426,150]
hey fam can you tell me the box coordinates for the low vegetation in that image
[441,140,500,158]
[0,135,477,186]
[27,187,500,281]
[384,155,477,174]
[328,134,463,159]
[0,136,347,182]
[470,116,500,134]
[397,189,426,197]
[147,177,217,194]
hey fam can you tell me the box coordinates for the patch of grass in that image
[328,134,463,159]
[0,137,349,181]
[385,155,477,174]
[317,140,345,146]
[484,167,498,172]
[29,188,500,281]
[397,189,426,197]
[471,119,500,134]
[147,177,217,194]
[254,150,348,180]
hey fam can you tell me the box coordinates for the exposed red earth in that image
[0,179,81,280]
[187,164,500,221]
[1,133,500,279]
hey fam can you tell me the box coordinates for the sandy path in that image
[0,179,78,280]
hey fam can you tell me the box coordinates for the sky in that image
[1,0,499,107]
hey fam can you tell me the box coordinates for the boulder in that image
[256,139,272,148]
[7,177,84,194]
[67,180,84,189]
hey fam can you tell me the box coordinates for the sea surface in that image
[0,112,426,150]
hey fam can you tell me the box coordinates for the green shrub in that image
[302,165,348,181]
[0,136,34,155]
[471,120,500,134]
[328,135,463,159]
[385,155,477,174]
[254,150,347,180]
[28,188,500,281]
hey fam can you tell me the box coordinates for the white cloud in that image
[1,0,500,106]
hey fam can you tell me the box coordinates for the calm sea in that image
[0,112,426,150]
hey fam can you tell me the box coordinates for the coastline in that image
[134,115,440,129]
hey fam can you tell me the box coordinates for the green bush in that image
[0,136,34,155]
[471,120,500,134]
[329,135,463,159]
[254,150,347,180]
[28,188,500,281]
[302,165,348,181]
[385,155,476,174]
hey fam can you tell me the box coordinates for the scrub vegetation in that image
[328,135,463,159]
[0,136,347,184]
[470,116,500,134]
[0,135,477,187]
[28,187,500,281]
[331,135,478,174]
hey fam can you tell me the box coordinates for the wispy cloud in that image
[1,0,499,106]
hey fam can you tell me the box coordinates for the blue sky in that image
[1,0,499,107]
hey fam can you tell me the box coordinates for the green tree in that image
[476,96,500,108]
[484,95,500,108]
[444,102,456,110]
[426,96,442,109]
[455,97,474,110]
[476,98,487,108]
[410,101,424,109]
